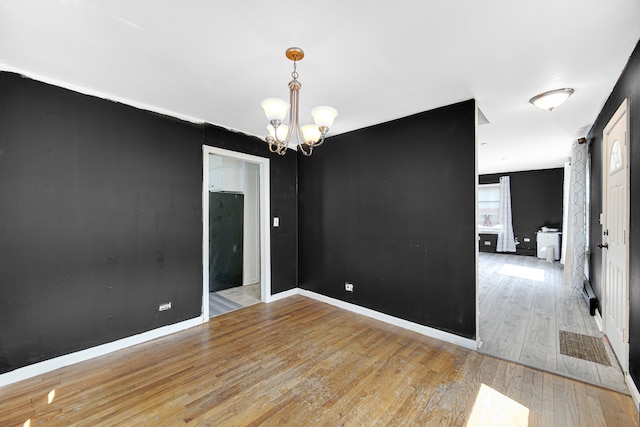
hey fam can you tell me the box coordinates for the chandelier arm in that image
[311,134,326,148]
[269,120,286,147]
[299,142,313,156]
[285,85,298,144]
[266,137,278,153]
[270,82,298,147]
[267,136,289,155]
[289,82,300,144]
[294,119,308,148]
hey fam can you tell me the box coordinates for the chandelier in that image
[261,47,338,156]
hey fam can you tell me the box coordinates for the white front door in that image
[602,99,629,372]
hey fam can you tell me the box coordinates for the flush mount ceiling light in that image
[529,88,575,111]
[261,47,338,156]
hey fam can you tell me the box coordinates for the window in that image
[609,139,622,174]
[478,183,502,232]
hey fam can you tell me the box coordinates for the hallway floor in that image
[209,283,261,318]
[478,252,627,394]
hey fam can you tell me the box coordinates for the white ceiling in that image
[1,1,639,174]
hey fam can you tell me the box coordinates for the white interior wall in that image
[243,163,260,285]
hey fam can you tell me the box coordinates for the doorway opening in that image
[475,138,626,392]
[202,146,271,320]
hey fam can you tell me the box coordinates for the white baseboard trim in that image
[0,316,203,388]
[594,310,604,332]
[298,289,478,351]
[0,288,486,389]
[626,372,640,412]
[267,287,298,303]
[594,310,640,404]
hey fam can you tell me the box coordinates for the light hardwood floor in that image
[1,295,637,426]
[478,252,627,394]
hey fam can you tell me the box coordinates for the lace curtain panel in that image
[496,176,516,252]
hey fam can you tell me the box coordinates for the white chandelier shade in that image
[261,98,290,122]
[311,106,338,128]
[301,124,321,143]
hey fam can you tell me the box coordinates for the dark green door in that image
[209,192,244,292]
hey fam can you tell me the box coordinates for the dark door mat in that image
[559,330,611,366]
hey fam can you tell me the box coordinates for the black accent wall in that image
[298,100,477,339]
[480,168,564,256]
[0,72,203,373]
[587,40,640,385]
[0,72,297,374]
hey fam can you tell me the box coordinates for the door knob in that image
[597,243,609,249]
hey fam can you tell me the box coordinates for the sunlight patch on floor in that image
[498,264,545,282]
[466,384,529,427]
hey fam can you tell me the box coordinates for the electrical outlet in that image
[524,237,531,242]
[159,302,172,311]
[345,282,353,292]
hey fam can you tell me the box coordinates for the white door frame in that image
[601,98,630,373]
[474,102,481,350]
[202,145,271,321]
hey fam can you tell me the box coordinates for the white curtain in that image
[563,140,588,290]
[496,176,516,252]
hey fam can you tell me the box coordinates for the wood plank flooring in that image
[1,295,637,426]
[478,252,627,394]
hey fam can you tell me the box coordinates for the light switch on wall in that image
[273,217,279,227]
